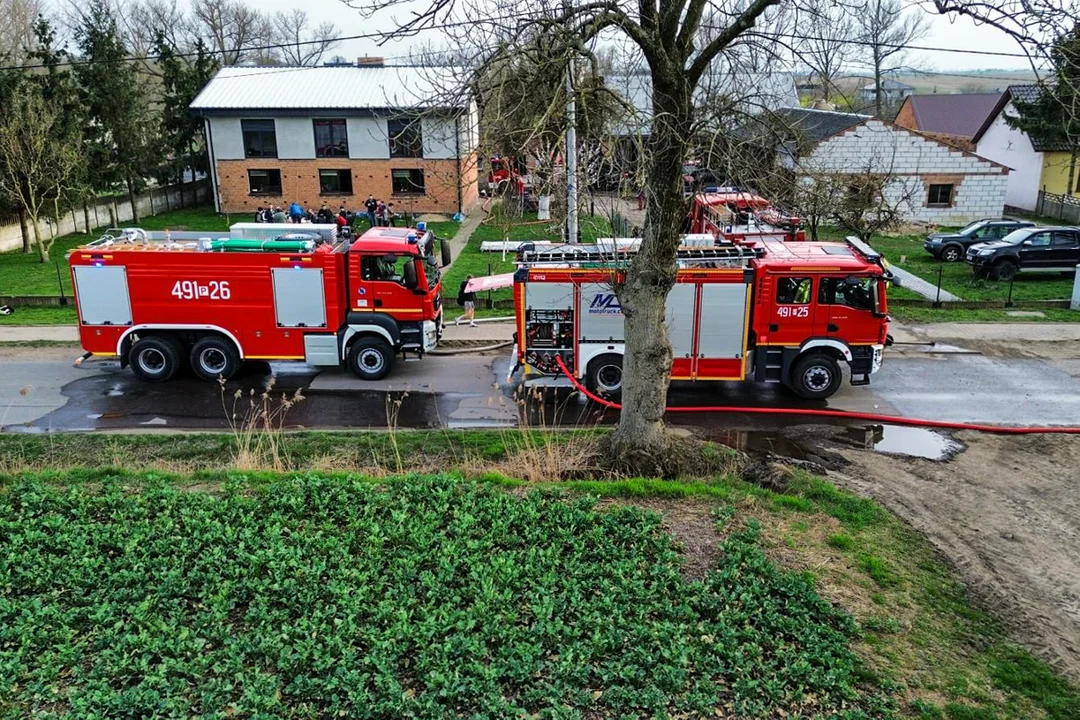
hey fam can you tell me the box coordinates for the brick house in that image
[190,63,479,217]
[764,108,1009,224]
[893,93,1002,152]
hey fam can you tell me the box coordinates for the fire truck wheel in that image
[348,337,395,380]
[190,336,241,381]
[790,353,842,400]
[129,336,183,383]
[586,354,624,400]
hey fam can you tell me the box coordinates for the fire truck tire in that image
[190,336,241,381]
[789,353,842,400]
[585,354,624,400]
[129,336,183,383]
[348,337,395,380]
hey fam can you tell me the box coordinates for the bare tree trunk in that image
[83,204,91,235]
[32,217,47,263]
[1069,151,1078,198]
[874,48,883,118]
[609,75,691,470]
[18,208,30,254]
[127,177,140,224]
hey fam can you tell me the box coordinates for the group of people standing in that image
[253,195,399,231]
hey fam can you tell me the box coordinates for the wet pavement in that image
[3,352,1080,449]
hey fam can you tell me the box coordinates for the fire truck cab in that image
[512,235,891,400]
[68,225,448,383]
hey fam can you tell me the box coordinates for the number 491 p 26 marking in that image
[171,280,231,301]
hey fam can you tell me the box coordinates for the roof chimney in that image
[357,56,385,67]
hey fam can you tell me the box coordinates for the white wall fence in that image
[0,180,211,253]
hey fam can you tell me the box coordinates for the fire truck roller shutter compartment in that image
[73,265,133,326]
[664,284,696,361]
[579,283,625,343]
[272,268,327,328]
[523,282,575,374]
[696,282,750,364]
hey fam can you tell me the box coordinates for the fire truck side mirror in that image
[403,260,419,290]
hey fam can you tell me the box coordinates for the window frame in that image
[241,119,278,159]
[775,277,813,305]
[818,276,875,312]
[318,169,354,196]
[926,183,954,208]
[388,117,424,159]
[391,168,426,196]
[247,168,282,196]
[313,119,349,159]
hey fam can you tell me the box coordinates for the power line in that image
[741,29,1040,60]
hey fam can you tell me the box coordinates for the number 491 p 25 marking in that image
[171,280,231,301]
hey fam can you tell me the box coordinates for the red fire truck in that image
[688,191,806,242]
[510,235,892,400]
[68,225,450,382]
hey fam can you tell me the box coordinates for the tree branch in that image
[688,0,781,84]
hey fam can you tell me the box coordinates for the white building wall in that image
[975,104,1044,211]
[422,115,458,159]
[208,117,245,160]
[347,117,389,159]
[275,117,315,159]
[800,119,1009,224]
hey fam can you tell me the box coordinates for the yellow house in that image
[1041,152,1080,196]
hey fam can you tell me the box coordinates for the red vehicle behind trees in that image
[511,235,892,400]
[688,191,806,242]
[68,225,450,382]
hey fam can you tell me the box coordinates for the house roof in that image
[971,84,1075,152]
[861,78,915,92]
[768,107,869,144]
[603,70,799,135]
[903,92,1002,138]
[190,65,469,113]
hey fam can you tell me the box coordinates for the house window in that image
[388,118,423,158]
[391,169,425,195]
[248,169,282,196]
[241,119,277,158]
[314,119,348,158]
[319,169,353,195]
[927,184,954,207]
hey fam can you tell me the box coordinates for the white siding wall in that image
[209,117,245,160]
[275,117,315,158]
[423,116,458,159]
[975,104,1043,211]
[800,119,1009,224]
[347,117,389,159]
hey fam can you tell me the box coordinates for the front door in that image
[817,276,876,340]
[769,275,815,346]
[1018,230,1053,269]
[355,253,421,316]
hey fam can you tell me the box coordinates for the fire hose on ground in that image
[552,355,1080,436]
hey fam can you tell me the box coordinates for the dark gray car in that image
[966,226,1080,280]
[924,219,1035,262]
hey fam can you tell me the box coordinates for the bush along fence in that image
[1035,190,1080,224]
[0,180,210,254]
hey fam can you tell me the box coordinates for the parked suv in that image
[924,218,1035,262]
[966,226,1080,280]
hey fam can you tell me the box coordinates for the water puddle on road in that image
[708,424,961,462]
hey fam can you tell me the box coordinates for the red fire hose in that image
[553,355,1080,435]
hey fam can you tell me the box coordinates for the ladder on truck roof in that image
[518,244,763,267]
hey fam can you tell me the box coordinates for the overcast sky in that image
[243,0,1034,74]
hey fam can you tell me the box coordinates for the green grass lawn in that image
[0,430,1077,718]
[442,209,613,308]
[0,306,77,326]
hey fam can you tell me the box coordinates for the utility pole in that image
[565,54,578,243]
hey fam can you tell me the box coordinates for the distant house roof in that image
[190,65,469,113]
[972,84,1074,152]
[604,70,799,135]
[903,92,1002,138]
[861,78,915,92]
[768,107,869,144]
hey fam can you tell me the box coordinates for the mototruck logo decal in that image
[588,293,623,315]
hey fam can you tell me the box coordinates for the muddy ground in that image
[831,431,1080,683]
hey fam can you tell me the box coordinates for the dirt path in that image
[833,433,1080,682]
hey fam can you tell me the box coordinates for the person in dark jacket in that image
[455,276,477,327]
[365,195,378,227]
[255,207,265,223]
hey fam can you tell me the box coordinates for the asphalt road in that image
[3,348,1080,435]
